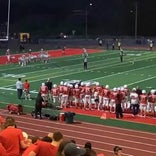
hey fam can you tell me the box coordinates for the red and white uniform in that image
[61,85,70,108]
[109,88,118,112]
[23,80,31,100]
[6,49,11,64]
[139,91,148,116]
[23,81,30,92]
[51,85,59,104]
[93,85,103,110]
[120,89,127,110]
[83,84,92,109]
[103,88,110,108]
[79,85,85,104]
[72,85,81,107]
[148,90,156,113]
[40,83,48,98]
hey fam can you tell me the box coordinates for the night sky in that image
[1,0,156,37]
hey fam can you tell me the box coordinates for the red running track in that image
[0,109,156,156]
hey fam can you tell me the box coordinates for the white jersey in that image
[130,92,139,104]
[16,80,23,89]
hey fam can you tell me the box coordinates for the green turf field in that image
[0,49,156,112]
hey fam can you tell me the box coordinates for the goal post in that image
[0,0,10,42]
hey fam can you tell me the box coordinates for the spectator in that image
[0,116,28,156]
[16,78,23,99]
[113,146,123,156]
[64,142,86,156]
[29,131,63,156]
[56,140,71,156]
[51,131,63,148]
[22,136,40,156]
[48,132,53,140]
[84,142,92,150]
[84,148,97,156]
[21,136,40,156]
[70,139,76,144]
[0,116,4,131]
[41,136,52,143]
[0,143,7,156]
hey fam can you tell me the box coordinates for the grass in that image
[0,49,156,132]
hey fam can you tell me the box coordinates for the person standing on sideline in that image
[45,78,53,101]
[82,48,88,70]
[16,78,23,99]
[130,88,140,117]
[62,46,66,55]
[23,79,31,100]
[115,89,123,118]
[34,92,44,119]
[149,41,153,51]
[119,48,124,62]
[6,48,11,64]
[117,41,121,50]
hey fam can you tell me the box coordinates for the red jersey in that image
[121,91,126,100]
[22,144,37,156]
[139,94,148,105]
[110,91,118,100]
[0,143,7,156]
[32,141,58,156]
[40,86,48,94]
[63,86,70,95]
[94,86,103,95]
[85,86,92,95]
[58,85,64,94]
[73,88,81,98]
[23,82,30,91]
[103,88,110,98]
[51,88,59,96]
[148,94,156,103]
[0,127,24,156]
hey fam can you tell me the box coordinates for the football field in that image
[0,49,156,112]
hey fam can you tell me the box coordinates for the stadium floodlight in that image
[0,0,10,42]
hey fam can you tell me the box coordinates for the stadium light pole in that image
[134,1,138,41]
[130,1,138,40]
[85,3,92,39]
[6,0,11,40]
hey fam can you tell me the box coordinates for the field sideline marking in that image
[0,50,155,78]
[1,62,156,90]
[1,53,156,89]
[0,87,38,94]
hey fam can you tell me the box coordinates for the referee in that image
[16,78,23,99]
[82,48,88,70]
[120,48,124,62]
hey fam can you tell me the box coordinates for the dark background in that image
[1,0,156,38]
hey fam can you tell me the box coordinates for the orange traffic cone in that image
[100,112,107,119]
